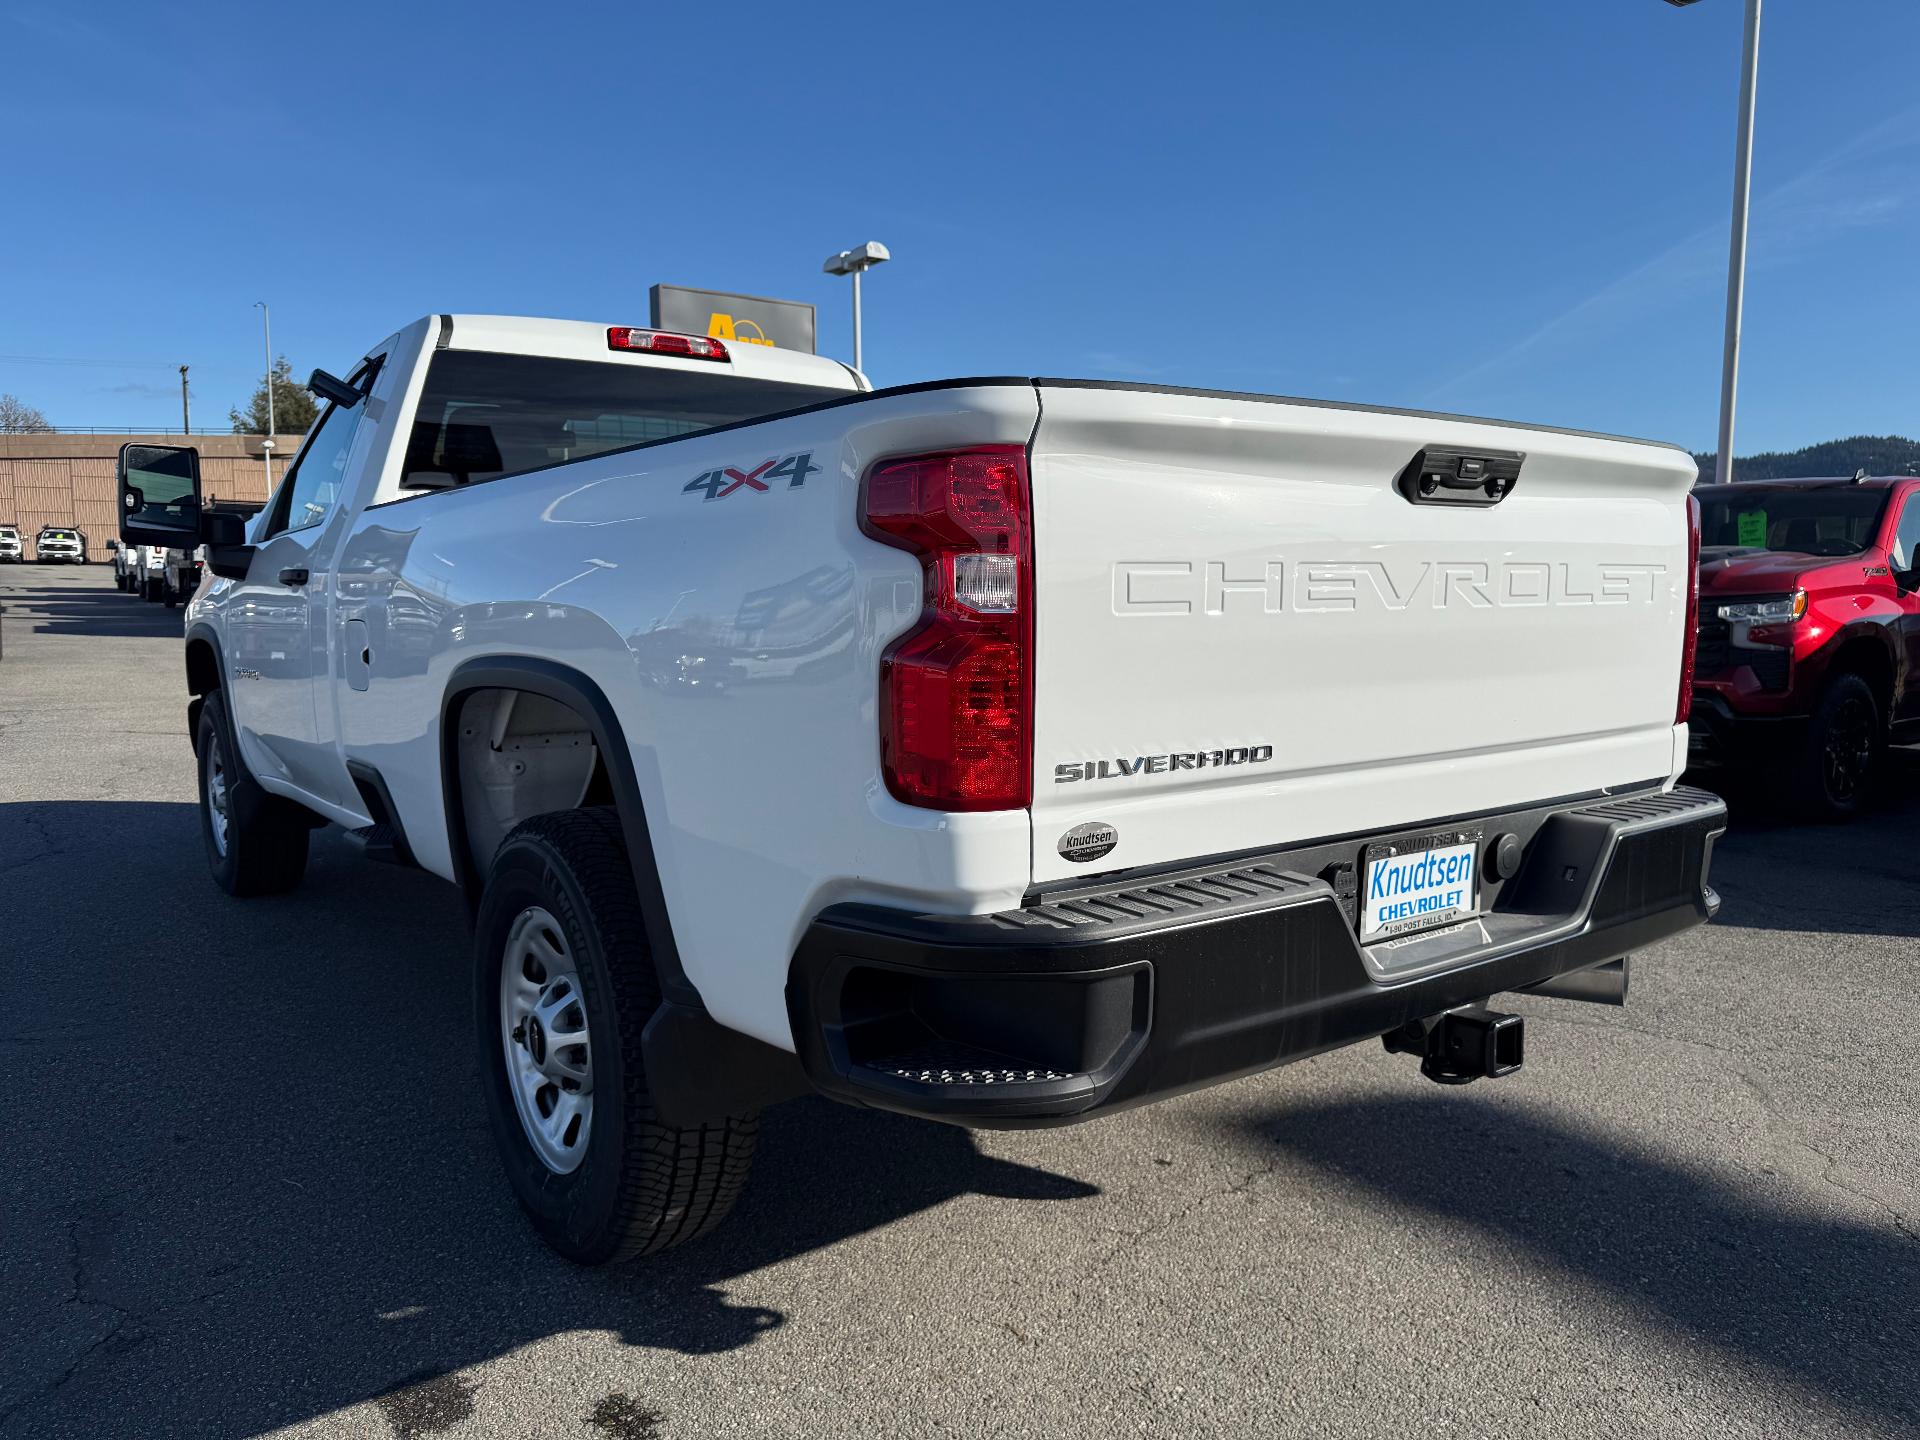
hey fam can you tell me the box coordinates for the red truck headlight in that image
[862,446,1033,811]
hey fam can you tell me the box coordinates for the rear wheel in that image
[195,689,310,894]
[476,809,757,1264]
[1790,672,1883,821]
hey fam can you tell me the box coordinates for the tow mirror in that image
[308,368,362,408]
[117,443,203,547]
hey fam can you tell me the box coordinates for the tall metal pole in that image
[1714,0,1762,485]
[850,268,864,374]
[254,301,274,488]
[179,364,190,435]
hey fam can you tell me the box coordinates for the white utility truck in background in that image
[35,526,85,564]
[118,314,1725,1264]
[136,543,167,600]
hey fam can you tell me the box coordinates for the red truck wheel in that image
[1791,673,1883,821]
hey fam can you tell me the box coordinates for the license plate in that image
[1359,833,1480,942]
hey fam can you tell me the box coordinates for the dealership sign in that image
[649,284,817,354]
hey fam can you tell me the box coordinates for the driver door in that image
[224,371,375,809]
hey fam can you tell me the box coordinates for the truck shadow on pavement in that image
[0,584,185,640]
[0,800,1097,1440]
[1237,1095,1919,1430]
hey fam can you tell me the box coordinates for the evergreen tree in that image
[230,357,318,436]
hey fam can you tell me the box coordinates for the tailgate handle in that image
[1398,446,1522,507]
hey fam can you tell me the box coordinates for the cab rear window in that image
[399,351,844,492]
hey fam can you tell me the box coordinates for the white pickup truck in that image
[117,314,1725,1264]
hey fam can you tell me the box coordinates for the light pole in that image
[1667,0,1762,484]
[822,241,891,374]
[254,300,275,488]
[179,364,190,435]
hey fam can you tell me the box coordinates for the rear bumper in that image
[787,785,1726,1128]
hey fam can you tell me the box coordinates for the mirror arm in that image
[308,368,364,409]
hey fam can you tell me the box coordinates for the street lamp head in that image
[823,241,891,276]
[1662,1,1705,6]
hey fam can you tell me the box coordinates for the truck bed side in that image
[331,382,1041,1049]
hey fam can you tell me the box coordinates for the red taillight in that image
[863,447,1032,811]
[1677,492,1701,724]
[606,326,729,361]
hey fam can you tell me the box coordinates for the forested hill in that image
[1692,435,1920,482]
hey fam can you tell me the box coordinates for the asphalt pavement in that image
[2,563,1916,1440]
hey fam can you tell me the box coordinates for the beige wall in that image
[0,435,304,557]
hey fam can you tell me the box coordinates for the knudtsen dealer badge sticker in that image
[1058,821,1119,864]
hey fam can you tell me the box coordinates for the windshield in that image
[398,351,847,493]
[1696,486,1890,558]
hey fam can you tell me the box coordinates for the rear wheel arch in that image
[439,658,697,1011]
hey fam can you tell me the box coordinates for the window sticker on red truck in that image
[683,451,819,501]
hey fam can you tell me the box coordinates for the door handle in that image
[278,567,309,587]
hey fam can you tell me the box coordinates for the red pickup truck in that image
[1688,475,1920,817]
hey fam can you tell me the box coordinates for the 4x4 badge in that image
[684,451,819,501]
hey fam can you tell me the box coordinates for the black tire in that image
[195,689,310,895]
[114,571,127,591]
[475,809,757,1264]
[1789,672,1884,821]
[163,581,178,610]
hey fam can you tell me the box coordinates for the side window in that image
[1890,494,1920,573]
[261,363,379,539]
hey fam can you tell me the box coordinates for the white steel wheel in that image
[499,906,594,1174]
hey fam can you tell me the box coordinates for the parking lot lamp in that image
[1665,0,1762,484]
[254,301,274,488]
[822,242,891,374]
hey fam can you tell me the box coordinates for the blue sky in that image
[2,0,1915,453]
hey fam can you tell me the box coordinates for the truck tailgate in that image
[1027,382,1696,885]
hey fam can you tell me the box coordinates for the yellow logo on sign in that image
[706,313,774,347]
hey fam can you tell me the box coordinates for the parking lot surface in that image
[3,563,1917,1440]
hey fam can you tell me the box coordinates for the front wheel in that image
[195,690,310,894]
[476,809,757,1264]
[1790,672,1883,821]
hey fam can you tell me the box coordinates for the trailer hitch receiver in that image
[1382,1006,1524,1085]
